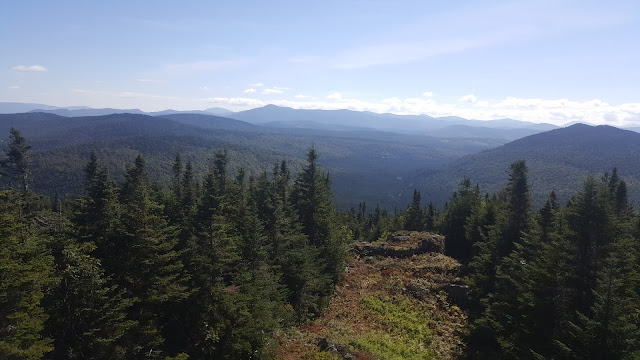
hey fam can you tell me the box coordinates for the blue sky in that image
[2,0,640,125]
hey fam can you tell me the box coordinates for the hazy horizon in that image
[2,0,640,126]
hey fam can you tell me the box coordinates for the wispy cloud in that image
[249,82,264,87]
[326,92,342,100]
[8,85,20,89]
[458,94,478,103]
[263,88,284,94]
[208,93,640,127]
[165,60,242,72]
[288,56,318,63]
[12,65,47,72]
[72,88,182,101]
[67,88,640,127]
[332,38,489,69]
[243,88,256,94]
[330,1,628,69]
[136,78,160,83]
[423,91,433,97]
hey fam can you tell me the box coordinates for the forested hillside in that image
[336,159,640,359]
[417,124,640,207]
[0,112,501,209]
[2,124,640,359]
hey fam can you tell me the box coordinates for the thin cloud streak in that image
[330,0,629,69]
[165,59,245,72]
[12,65,47,72]
[65,88,640,127]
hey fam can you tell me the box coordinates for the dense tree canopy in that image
[2,127,640,360]
[0,130,350,359]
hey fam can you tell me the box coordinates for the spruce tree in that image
[185,157,240,358]
[2,128,32,194]
[405,189,424,231]
[0,190,55,359]
[567,176,614,316]
[467,160,534,359]
[117,155,190,358]
[262,161,328,320]
[219,201,291,359]
[73,152,121,273]
[44,237,135,360]
[292,147,347,286]
[442,178,481,263]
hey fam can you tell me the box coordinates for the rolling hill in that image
[1,102,558,143]
[415,124,640,207]
[0,112,497,209]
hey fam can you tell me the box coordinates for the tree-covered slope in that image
[1,112,492,209]
[416,124,640,207]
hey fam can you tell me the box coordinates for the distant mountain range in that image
[1,103,639,209]
[0,102,233,117]
[0,102,557,141]
[227,104,558,135]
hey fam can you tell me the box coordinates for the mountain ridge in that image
[416,123,640,207]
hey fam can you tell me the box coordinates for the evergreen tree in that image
[442,178,481,263]
[615,180,630,217]
[44,237,135,360]
[405,189,424,231]
[467,160,534,359]
[292,147,348,286]
[218,201,291,359]
[261,161,328,320]
[521,211,576,359]
[425,202,437,232]
[117,155,191,358]
[0,190,55,359]
[171,153,183,202]
[185,156,240,358]
[2,128,32,194]
[72,152,121,272]
[566,176,614,316]
[500,160,531,258]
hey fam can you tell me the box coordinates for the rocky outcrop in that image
[317,337,355,359]
[352,232,445,258]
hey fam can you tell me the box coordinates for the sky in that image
[2,0,640,126]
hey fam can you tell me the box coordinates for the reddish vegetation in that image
[275,232,467,360]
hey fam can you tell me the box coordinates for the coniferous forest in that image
[1,128,349,359]
[341,164,640,358]
[2,127,640,360]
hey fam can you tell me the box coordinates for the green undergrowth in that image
[353,294,435,359]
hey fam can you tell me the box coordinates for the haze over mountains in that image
[0,110,489,209]
[1,101,640,209]
[0,101,558,136]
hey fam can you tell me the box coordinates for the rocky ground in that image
[275,232,468,360]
